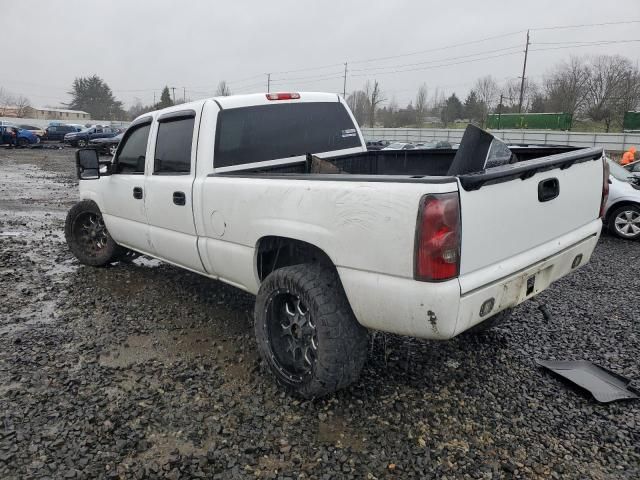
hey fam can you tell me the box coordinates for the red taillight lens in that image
[266,92,300,101]
[600,158,610,218]
[415,193,461,281]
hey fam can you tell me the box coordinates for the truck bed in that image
[215,145,595,190]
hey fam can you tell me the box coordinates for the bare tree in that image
[346,90,370,126]
[584,55,637,132]
[0,87,14,116]
[364,80,386,127]
[544,56,589,116]
[14,96,31,117]
[414,83,428,126]
[473,75,499,127]
[215,80,232,97]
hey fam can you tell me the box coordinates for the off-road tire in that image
[65,200,124,266]
[255,264,368,399]
[466,309,512,334]
[607,204,640,240]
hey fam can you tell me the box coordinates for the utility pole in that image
[171,87,176,104]
[498,94,504,130]
[518,30,530,114]
[343,62,348,98]
[267,73,271,93]
[183,87,186,103]
[153,91,156,105]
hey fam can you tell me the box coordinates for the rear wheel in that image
[65,200,124,266]
[108,144,118,156]
[77,139,87,147]
[18,138,28,147]
[608,205,640,240]
[255,264,368,398]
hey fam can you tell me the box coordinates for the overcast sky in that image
[1,0,639,109]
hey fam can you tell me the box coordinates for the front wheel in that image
[608,205,640,240]
[18,138,29,147]
[65,200,124,266]
[77,139,87,147]
[255,264,368,399]
[108,144,118,156]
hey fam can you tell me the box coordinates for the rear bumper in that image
[338,219,601,340]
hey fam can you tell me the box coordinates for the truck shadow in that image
[71,256,517,400]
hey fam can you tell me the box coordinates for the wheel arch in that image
[605,200,640,223]
[255,236,337,283]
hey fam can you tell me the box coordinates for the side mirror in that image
[76,148,100,180]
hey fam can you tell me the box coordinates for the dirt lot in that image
[0,147,639,479]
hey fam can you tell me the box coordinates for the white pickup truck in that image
[66,92,607,397]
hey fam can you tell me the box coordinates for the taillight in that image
[600,158,610,218]
[414,193,461,281]
[266,92,300,101]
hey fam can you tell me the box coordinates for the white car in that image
[65,92,606,397]
[603,159,640,240]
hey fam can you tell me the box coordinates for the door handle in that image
[173,191,186,206]
[538,178,559,202]
[133,186,143,199]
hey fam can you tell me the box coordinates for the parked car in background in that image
[603,158,640,240]
[64,126,121,147]
[382,142,415,150]
[89,132,123,156]
[18,124,47,139]
[46,125,82,142]
[365,140,389,150]
[0,126,40,146]
[623,160,640,174]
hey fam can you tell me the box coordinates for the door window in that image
[154,117,194,174]
[114,124,150,174]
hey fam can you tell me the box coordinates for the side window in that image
[154,117,194,174]
[114,124,151,174]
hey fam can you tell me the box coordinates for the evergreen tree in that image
[440,93,463,127]
[463,90,482,124]
[157,86,174,108]
[67,75,124,120]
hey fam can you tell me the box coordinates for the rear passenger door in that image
[144,109,205,273]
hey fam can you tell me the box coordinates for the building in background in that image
[28,107,90,121]
[0,105,90,121]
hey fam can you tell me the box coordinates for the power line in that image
[531,19,640,31]
[349,45,523,73]
[530,39,640,52]
[350,50,524,77]
[348,30,526,65]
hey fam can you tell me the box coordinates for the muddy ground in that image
[0,147,638,479]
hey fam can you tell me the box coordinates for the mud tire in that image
[255,264,368,399]
[65,200,124,267]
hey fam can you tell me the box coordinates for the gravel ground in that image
[0,147,638,479]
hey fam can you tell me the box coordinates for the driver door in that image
[100,118,153,254]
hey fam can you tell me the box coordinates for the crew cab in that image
[65,92,607,398]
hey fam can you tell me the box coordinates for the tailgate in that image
[457,147,604,287]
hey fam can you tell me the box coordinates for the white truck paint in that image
[69,92,606,396]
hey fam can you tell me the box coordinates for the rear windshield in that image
[214,102,361,168]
